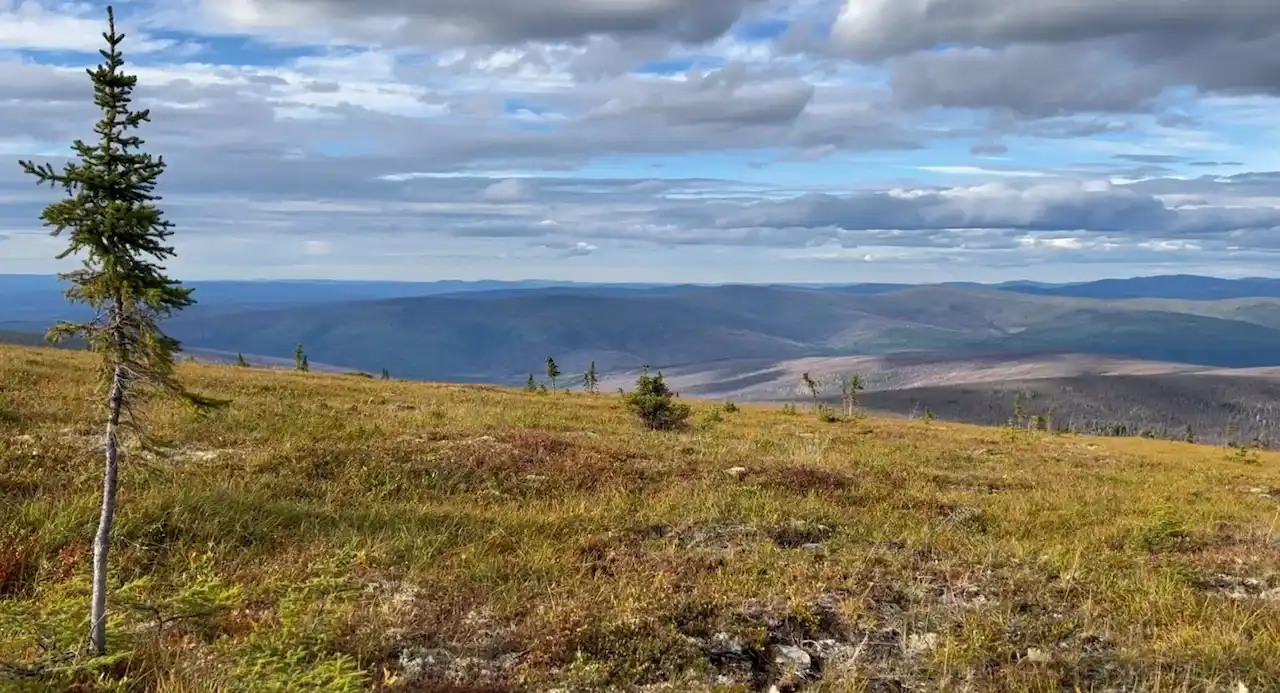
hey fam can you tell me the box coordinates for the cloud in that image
[191,0,764,46]
[480,178,531,202]
[832,0,1280,117]
[2,0,1280,283]
[0,2,178,52]
[832,0,1280,62]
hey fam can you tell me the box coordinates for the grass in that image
[1,345,1279,692]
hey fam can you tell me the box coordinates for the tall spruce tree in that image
[18,5,215,656]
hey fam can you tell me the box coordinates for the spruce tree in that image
[623,365,691,430]
[839,373,863,416]
[17,5,216,656]
[526,373,537,392]
[545,356,560,392]
[380,367,390,380]
[801,371,819,410]
[583,360,599,393]
[294,343,309,372]
[235,352,248,367]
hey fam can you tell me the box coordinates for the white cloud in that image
[1,0,1280,282]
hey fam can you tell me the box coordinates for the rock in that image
[773,644,812,673]
[1025,647,1051,663]
[707,632,745,657]
[724,466,749,480]
[800,543,825,552]
[905,632,940,657]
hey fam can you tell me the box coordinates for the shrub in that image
[622,367,691,431]
[722,401,739,413]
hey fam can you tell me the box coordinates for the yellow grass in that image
[1,345,1279,692]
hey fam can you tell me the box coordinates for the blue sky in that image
[3,0,1280,282]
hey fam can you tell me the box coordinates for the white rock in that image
[905,632,940,656]
[774,644,811,671]
[708,632,745,656]
[1025,647,1051,663]
[724,466,749,480]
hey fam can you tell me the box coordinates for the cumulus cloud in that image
[833,0,1280,117]
[2,0,1280,281]
[192,0,764,46]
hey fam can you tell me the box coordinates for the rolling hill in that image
[149,284,1280,383]
[597,352,1280,445]
[11,274,1280,444]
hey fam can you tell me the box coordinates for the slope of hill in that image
[9,272,1280,327]
[2,345,1277,691]
[1001,274,1280,300]
[156,284,1280,383]
[598,352,1280,445]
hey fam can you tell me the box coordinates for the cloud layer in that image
[2,0,1280,282]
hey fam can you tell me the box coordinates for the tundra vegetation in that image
[2,345,1279,691]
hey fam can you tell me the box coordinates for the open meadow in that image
[2,345,1279,692]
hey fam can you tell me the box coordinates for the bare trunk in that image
[89,366,125,656]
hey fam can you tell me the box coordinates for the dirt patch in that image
[1199,573,1280,601]
[768,520,835,549]
[759,466,859,495]
[423,432,652,493]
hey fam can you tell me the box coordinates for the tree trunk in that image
[89,366,125,656]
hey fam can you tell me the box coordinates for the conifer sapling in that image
[546,356,560,392]
[839,373,863,416]
[583,360,599,393]
[801,371,820,410]
[18,5,218,655]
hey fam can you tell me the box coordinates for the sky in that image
[3,0,1280,283]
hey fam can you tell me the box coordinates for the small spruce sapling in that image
[18,5,220,655]
[545,356,560,392]
[235,352,248,367]
[839,374,864,416]
[525,373,537,392]
[622,365,691,430]
[1010,392,1026,429]
[380,367,390,380]
[294,343,309,372]
[583,360,599,393]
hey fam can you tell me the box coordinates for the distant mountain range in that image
[8,273,1280,384]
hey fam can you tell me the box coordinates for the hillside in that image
[604,352,1280,445]
[13,276,1280,386]
[2,345,1278,691]
[136,285,1280,384]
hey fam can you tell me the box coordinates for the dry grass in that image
[2,345,1279,692]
